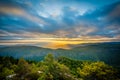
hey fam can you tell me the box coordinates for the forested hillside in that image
[0,42,120,67]
[0,54,120,80]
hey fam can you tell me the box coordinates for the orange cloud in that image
[0,36,119,49]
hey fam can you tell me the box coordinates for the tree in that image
[77,61,118,80]
[0,67,14,79]
[38,54,76,80]
[16,58,31,79]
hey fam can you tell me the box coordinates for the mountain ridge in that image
[0,42,120,67]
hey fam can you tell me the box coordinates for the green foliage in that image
[58,57,91,77]
[15,58,41,80]
[58,56,120,80]
[39,54,76,80]
[0,56,17,80]
[77,61,118,80]
[0,54,120,80]
[0,67,14,79]
[16,58,31,76]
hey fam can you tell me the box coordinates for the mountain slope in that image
[0,42,120,67]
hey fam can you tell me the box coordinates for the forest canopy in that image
[0,54,120,80]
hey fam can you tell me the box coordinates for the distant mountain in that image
[0,45,52,61]
[0,42,120,67]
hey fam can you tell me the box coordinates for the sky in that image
[0,0,120,49]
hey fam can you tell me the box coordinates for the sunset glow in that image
[1,37,119,49]
[0,0,120,49]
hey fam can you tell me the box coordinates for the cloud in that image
[52,25,97,38]
[0,0,120,43]
[106,2,120,20]
[61,6,79,25]
[0,5,47,25]
[0,29,58,40]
